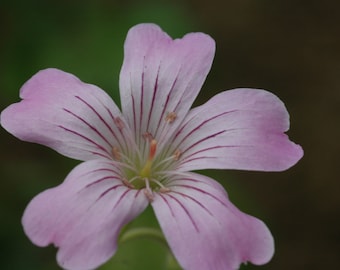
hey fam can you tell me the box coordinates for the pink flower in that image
[0,24,303,270]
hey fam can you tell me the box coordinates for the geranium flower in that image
[0,23,303,270]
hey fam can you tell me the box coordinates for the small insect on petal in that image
[165,112,177,123]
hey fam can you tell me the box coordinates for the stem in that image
[165,252,182,270]
[119,227,182,269]
[119,227,168,247]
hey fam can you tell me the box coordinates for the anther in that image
[143,188,154,202]
[114,117,125,130]
[159,187,171,193]
[142,132,154,142]
[165,112,177,123]
[122,178,135,189]
[112,146,121,160]
[173,149,182,161]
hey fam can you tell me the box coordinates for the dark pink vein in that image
[85,175,121,189]
[58,125,111,157]
[96,184,124,202]
[140,64,145,134]
[146,65,160,132]
[74,95,122,145]
[180,145,240,164]
[165,193,200,232]
[112,189,131,210]
[171,190,214,217]
[62,108,112,148]
[131,93,137,137]
[79,167,121,179]
[155,73,179,137]
[180,130,226,156]
[158,194,175,218]
[169,183,229,208]
[106,108,128,151]
[172,110,238,150]
[178,156,217,166]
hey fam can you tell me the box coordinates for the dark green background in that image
[1,0,339,269]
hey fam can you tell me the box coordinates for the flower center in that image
[113,137,167,191]
[111,126,178,201]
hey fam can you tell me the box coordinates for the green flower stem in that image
[119,227,168,246]
[165,251,182,270]
[119,227,182,269]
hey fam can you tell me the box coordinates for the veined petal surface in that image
[0,68,130,161]
[119,23,215,150]
[151,172,274,270]
[22,160,148,270]
[168,88,303,172]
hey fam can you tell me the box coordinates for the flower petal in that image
[119,23,215,150]
[1,68,131,161]
[152,172,274,270]
[168,88,303,171]
[22,160,148,270]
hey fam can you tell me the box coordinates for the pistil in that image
[140,139,157,178]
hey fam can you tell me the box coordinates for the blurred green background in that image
[1,0,339,269]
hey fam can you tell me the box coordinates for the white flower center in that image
[111,131,178,201]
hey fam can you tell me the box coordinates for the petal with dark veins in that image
[152,172,274,270]
[22,160,148,270]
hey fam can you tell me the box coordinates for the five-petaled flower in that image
[0,24,303,270]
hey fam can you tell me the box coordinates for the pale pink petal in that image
[152,172,274,270]
[119,23,215,150]
[167,88,303,171]
[22,160,148,270]
[0,68,131,161]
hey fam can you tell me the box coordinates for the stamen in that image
[110,149,139,174]
[144,189,154,202]
[159,187,171,193]
[173,149,182,161]
[142,132,154,142]
[150,178,171,193]
[111,160,139,174]
[152,155,175,171]
[165,112,177,123]
[154,111,177,145]
[122,178,135,189]
[112,146,121,160]
[114,117,125,130]
[129,176,142,184]
[143,178,154,202]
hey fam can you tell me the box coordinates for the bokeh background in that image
[1,0,339,269]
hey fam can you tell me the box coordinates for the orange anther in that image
[149,139,157,160]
